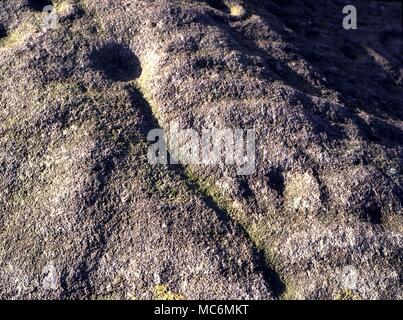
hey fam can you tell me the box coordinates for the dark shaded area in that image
[362,117,402,145]
[204,0,229,13]
[363,205,383,225]
[381,30,403,64]
[238,178,254,198]
[89,43,141,82]
[209,13,322,96]
[27,0,53,11]
[265,167,285,197]
[0,24,7,39]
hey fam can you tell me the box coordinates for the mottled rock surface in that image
[0,0,402,299]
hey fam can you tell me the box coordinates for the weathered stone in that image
[0,0,401,299]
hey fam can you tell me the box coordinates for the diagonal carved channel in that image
[131,81,286,298]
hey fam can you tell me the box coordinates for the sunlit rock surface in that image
[0,0,401,299]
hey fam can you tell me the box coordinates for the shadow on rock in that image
[89,42,141,82]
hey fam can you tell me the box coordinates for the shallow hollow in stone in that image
[363,205,383,225]
[89,43,141,82]
[27,0,53,12]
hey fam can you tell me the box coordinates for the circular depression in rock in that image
[89,43,141,82]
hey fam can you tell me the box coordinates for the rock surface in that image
[0,0,402,299]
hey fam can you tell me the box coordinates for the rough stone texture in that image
[0,0,402,299]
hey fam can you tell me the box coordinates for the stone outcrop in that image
[0,0,401,299]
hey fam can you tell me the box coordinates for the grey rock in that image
[0,0,401,299]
